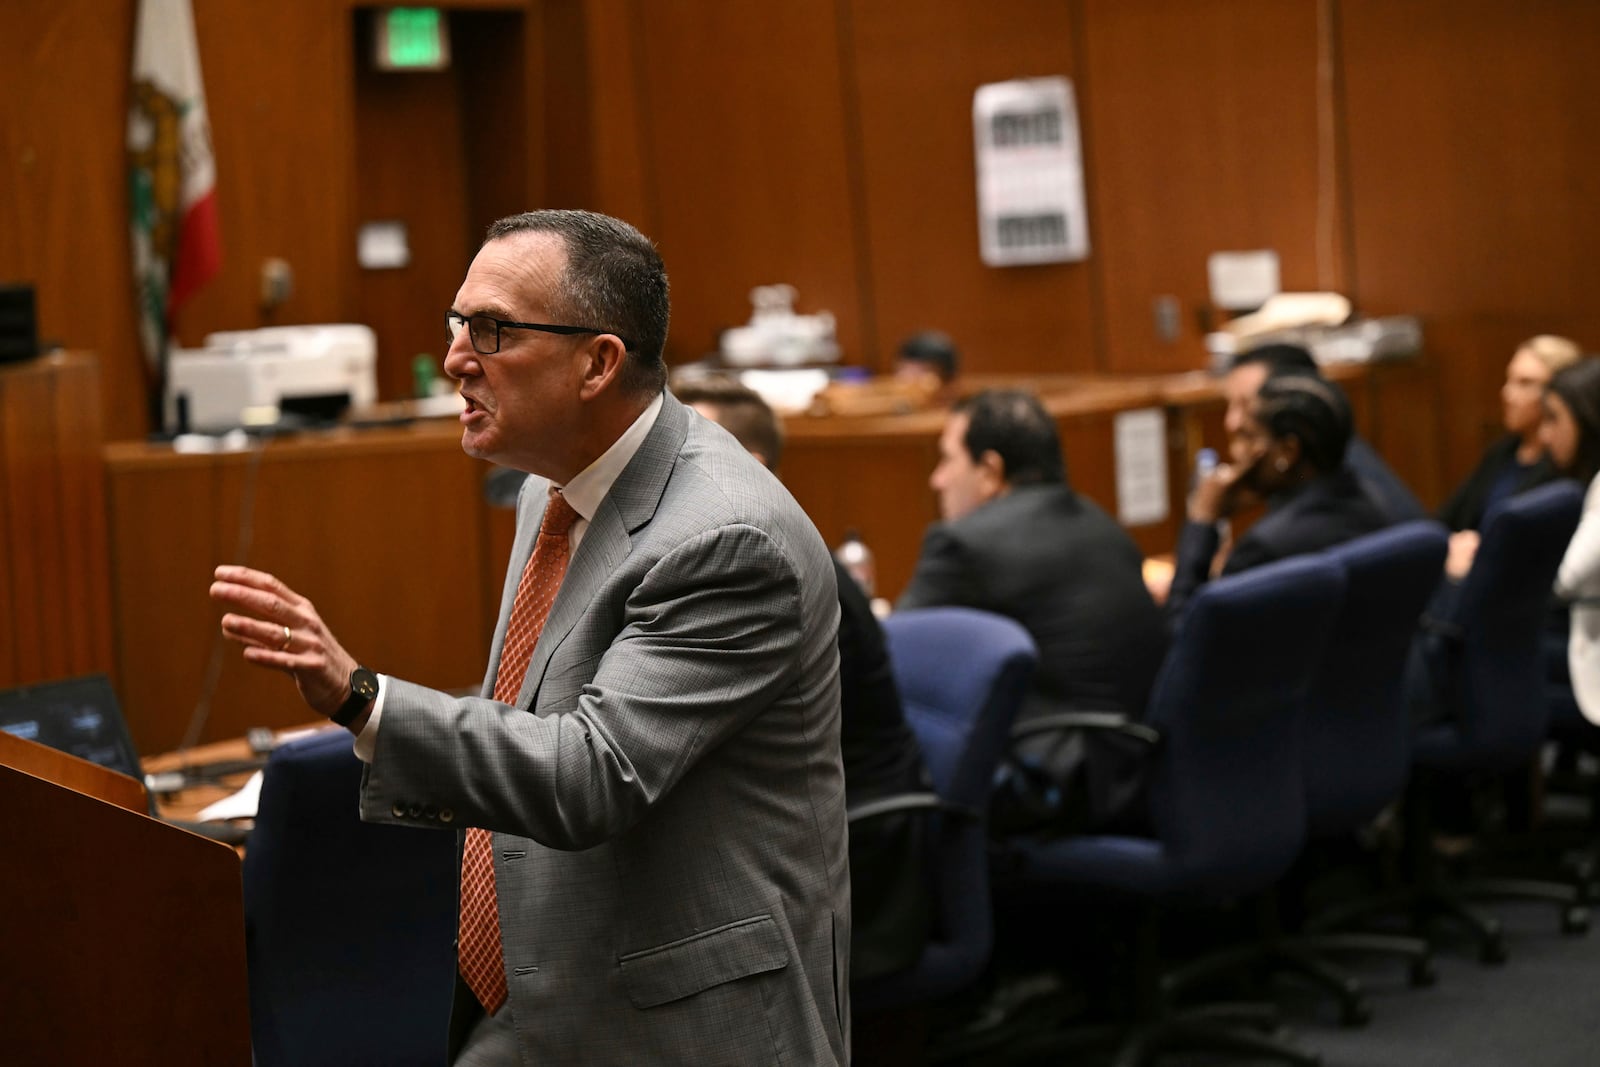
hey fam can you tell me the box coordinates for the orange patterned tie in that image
[459,487,581,1015]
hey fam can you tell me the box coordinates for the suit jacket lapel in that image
[516,394,691,706]
[481,476,551,699]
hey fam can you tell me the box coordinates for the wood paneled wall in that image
[0,354,115,689]
[1079,0,1346,373]
[1340,0,1600,484]
[847,0,1094,375]
[4,0,1599,490]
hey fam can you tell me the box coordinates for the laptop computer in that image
[0,673,252,843]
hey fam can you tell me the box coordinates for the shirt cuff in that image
[351,673,388,763]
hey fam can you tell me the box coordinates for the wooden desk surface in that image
[143,723,329,824]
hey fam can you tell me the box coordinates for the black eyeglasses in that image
[446,310,631,355]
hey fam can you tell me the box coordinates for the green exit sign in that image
[377,8,450,71]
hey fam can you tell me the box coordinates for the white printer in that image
[165,324,378,432]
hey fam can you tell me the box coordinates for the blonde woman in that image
[1442,335,1581,578]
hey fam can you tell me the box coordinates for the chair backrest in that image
[1440,480,1583,761]
[856,607,1036,1012]
[1146,555,1345,896]
[243,729,457,1067]
[883,607,1039,810]
[1306,521,1450,835]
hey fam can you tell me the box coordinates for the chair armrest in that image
[846,791,978,829]
[1009,711,1161,748]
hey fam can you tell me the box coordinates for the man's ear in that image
[577,335,629,401]
[1270,434,1303,473]
[977,449,1008,493]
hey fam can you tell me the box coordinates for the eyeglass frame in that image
[447,310,633,355]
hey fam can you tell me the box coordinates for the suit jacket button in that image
[439,808,455,823]
[408,803,423,818]
[392,801,407,818]
[424,805,439,819]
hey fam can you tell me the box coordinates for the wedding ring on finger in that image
[279,625,293,651]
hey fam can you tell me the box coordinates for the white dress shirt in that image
[354,394,665,761]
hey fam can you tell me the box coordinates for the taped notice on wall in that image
[973,76,1090,267]
[1114,408,1170,526]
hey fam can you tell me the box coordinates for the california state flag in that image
[127,0,221,388]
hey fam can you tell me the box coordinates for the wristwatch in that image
[332,666,379,728]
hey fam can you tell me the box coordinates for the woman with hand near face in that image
[1167,372,1391,623]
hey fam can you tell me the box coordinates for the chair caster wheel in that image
[1339,997,1373,1028]
[1480,936,1508,965]
[1561,905,1590,935]
[1408,957,1437,988]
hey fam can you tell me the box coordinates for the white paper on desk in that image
[197,770,264,821]
[1114,408,1170,526]
[973,76,1090,266]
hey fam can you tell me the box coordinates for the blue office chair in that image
[850,607,1037,1017]
[1007,554,1346,1066]
[244,729,457,1067]
[1318,481,1589,962]
[1237,522,1451,1025]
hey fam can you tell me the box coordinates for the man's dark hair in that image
[897,330,961,383]
[1255,373,1354,473]
[954,389,1065,486]
[1548,357,1600,483]
[672,378,784,471]
[484,210,670,396]
[1229,342,1320,377]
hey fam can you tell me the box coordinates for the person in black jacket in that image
[674,378,933,983]
[1224,343,1425,523]
[899,389,1168,834]
[1439,334,1581,578]
[1169,372,1390,622]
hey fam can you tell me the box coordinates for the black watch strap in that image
[332,666,379,728]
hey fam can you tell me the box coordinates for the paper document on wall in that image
[1114,408,1169,526]
[973,76,1090,266]
[1208,250,1281,310]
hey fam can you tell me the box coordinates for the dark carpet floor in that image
[942,898,1600,1066]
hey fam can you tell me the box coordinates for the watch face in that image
[352,668,379,700]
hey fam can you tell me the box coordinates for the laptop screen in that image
[0,673,144,784]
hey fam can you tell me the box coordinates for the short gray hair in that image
[484,210,670,396]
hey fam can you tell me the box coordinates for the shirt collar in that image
[556,392,664,521]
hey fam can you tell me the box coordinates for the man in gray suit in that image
[211,210,851,1065]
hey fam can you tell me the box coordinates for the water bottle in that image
[834,528,876,598]
[1192,447,1230,536]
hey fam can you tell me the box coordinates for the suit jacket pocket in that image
[618,914,790,1009]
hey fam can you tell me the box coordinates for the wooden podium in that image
[0,730,250,1064]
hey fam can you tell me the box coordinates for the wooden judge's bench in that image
[97,358,1441,755]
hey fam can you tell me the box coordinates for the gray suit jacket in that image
[360,394,851,1065]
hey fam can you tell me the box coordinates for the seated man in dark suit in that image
[1224,343,1426,523]
[675,378,934,983]
[899,389,1169,834]
[1170,371,1391,620]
